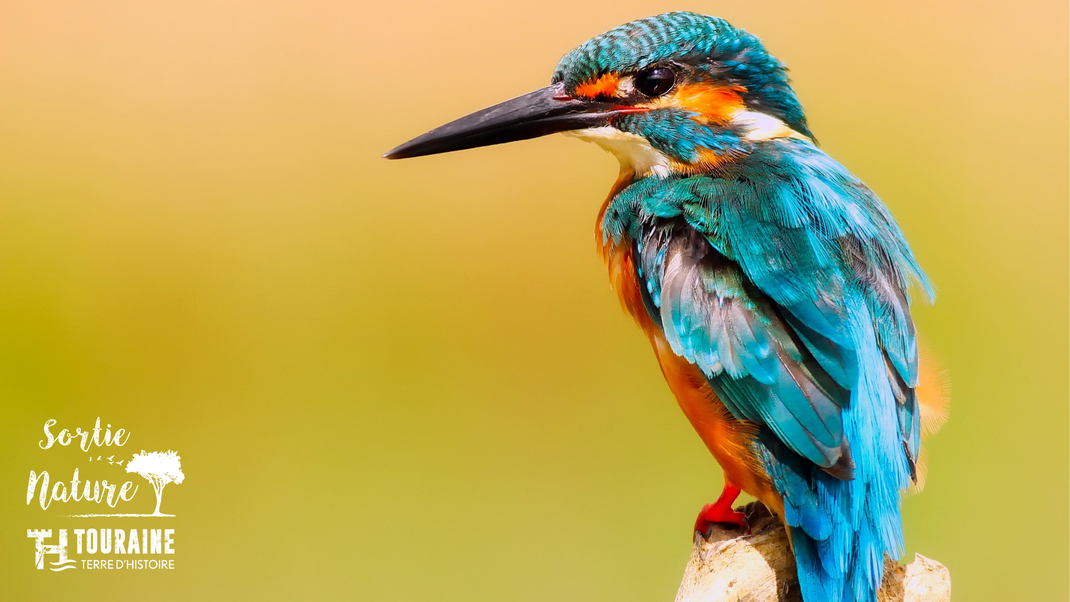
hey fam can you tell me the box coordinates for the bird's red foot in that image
[694,483,750,538]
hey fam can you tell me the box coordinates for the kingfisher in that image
[385,12,948,602]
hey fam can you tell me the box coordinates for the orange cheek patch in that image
[654,83,747,124]
[574,72,621,98]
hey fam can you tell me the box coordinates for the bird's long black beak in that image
[383,83,623,159]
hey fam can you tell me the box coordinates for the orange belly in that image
[596,209,782,515]
[649,333,782,515]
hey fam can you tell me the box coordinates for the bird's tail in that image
[760,304,914,602]
[784,472,902,602]
[761,420,907,602]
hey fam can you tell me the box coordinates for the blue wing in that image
[606,138,931,470]
[636,221,853,476]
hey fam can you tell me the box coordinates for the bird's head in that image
[385,12,812,176]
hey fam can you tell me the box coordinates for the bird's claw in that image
[693,503,751,540]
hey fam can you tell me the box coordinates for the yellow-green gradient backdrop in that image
[1,1,1066,600]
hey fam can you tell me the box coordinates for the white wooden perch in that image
[675,503,951,602]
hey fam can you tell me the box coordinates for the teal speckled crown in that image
[552,12,812,139]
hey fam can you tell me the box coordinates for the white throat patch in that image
[566,113,805,177]
[566,127,673,178]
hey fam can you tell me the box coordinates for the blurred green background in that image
[1,1,1066,600]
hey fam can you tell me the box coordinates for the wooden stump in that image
[675,503,951,602]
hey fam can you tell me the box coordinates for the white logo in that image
[23,417,185,571]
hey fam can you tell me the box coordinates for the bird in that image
[385,12,948,602]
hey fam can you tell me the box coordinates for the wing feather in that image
[640,221,852,475]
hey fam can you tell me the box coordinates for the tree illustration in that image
[126,450,185,516]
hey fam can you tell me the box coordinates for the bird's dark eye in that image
[635,67,675,97]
